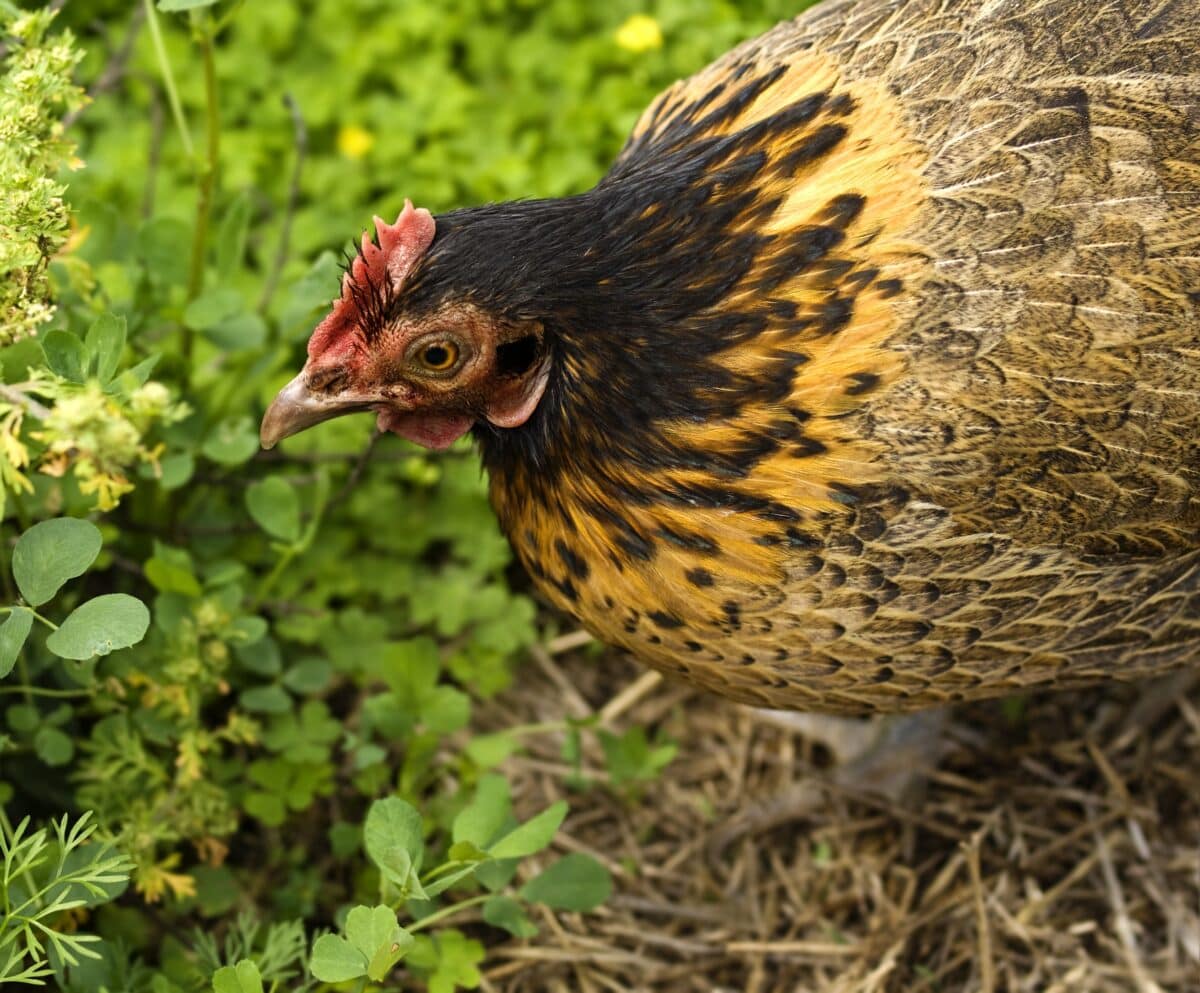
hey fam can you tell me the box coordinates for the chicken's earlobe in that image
[483,358,551,429]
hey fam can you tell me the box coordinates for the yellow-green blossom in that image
[0,8,86,344]
[337,123,375,159]
[27,373,190,511]
[615,14,663,53]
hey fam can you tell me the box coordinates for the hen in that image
[263,0,1200,716]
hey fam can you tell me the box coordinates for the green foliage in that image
[310,905,411,983]
[520,853,613,911]
[192,914,311,992]
[12,517,102,605]
[0,811,134,985]
[274,788,605,987]
[0,5,85,345]
[598,725,679,793]
[2,518,150,677]
[0,0,808,989]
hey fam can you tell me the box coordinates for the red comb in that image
[307,199,436,361]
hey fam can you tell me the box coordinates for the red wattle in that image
[376,409,474,450]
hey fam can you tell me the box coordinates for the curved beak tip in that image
[260,372,319,450]
[260,370,380,448]
[259,404,290,450]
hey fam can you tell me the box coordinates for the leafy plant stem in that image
[407,893,490,934]
[185,14,221,320]
[0,384,52,420]
[258,91,308,318]
[421,859,478,882]
[0,600,56,705]
[6,490,32,534]
[141,0,193,159]
[9,607,61,631]
[213,0,248,33]
[16,653,33,706]
[253,547,299,616]
[251,469,330,610]
[0,685,89,698]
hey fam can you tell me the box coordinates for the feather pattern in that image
[470,0,1200,713]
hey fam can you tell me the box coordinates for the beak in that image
[260,371,373,449]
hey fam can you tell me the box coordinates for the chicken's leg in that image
[708,709,949,857]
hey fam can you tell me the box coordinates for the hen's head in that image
[261,200,551,451]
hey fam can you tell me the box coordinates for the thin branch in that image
[118,519,259,537]
[258,92,308,316]
[142,0,193,160]
[0,384,52,420]
[64,4,146,128]
[185,18,221,311]
[326,428,383,512]
[142,89,164,220]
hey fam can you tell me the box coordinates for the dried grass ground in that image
[470,642,1200,993]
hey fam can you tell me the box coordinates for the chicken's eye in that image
[416,341,460,373]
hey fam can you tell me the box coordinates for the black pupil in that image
[425,345,450,367]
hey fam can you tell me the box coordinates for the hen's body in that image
[468,0,1200,713]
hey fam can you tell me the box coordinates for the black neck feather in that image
[403,93,856,499]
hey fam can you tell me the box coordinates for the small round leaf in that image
[202,417,260,466]
[310,934,367,983]
[453,774,512,848]
[344,905,411,981]
[0,608,35,679]
[212,960,264,993]
[364,797,425,886]
[283,657,332,693]
[41,330,87,382]
[483,895,539,937]
[12,518,103,607]
[238,685,292,714]
[205,312,267,352]
[183,287,242,331]
[46,594,150,660]
[84,313,127,384]
[33,726,74,766]
[488,801,567,859]
[519,853,612,911]
[245,477,302,543]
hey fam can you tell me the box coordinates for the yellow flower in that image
[194,836,229,867]
[615,14,663,53]
[136,853,196,903]
[61,219,90,254]
[0,407,33,509]
[337,123,375,160]
[176,735,204,784]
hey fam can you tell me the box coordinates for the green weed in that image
[0,1,805,988]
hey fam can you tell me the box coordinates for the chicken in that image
[262,0,1200,717]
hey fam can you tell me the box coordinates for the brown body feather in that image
[263,0,1200,714]
[485,0,1200,713]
